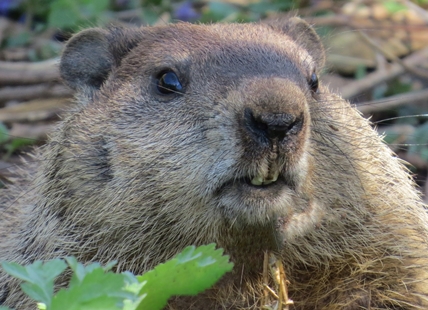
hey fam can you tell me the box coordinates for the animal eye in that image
[308,72,318,93]
[156,71,183,95]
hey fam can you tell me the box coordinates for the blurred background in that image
[0,0,427,200]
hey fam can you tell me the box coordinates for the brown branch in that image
[356,30,428,80]
[0,97,71,123]
[0,83,72,103]
[9,122,54,142]
[0,58,60,86]
[339,47,428,99]
[306,14,428,31]
[357,88,428,114]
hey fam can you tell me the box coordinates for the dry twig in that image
[340,47,428,99]
[356,30,428,80]
[0,83,71,102]
[0,58,59,86]
[262,252,293,310]
[357,88,428,114]
[0,97,71,123]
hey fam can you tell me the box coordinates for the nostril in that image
[267,125,289,140]
[244,108,303,142]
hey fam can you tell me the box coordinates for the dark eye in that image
[156,71,183,95]
[308,72,318,93]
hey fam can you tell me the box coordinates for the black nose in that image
[245,108,303,142]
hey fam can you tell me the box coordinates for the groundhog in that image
[1,17,428,309]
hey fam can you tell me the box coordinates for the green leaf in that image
[207,1,239,20]
[51,263,130,310]
[133,243,233,310]
[48,1,80,29]
[48,0,110,30]
[408,122,428,161]
[383,1,407,13]
[42,259,69,282]
[103,260,118,272]
[21,283,52,306]
[1,262,34,283]
[1,259,67,307]
[248,1,292,14]
[0,122,8,144]
[4,137,37,158]
[2,245,231,310]
[355,64,367,80]
[78,0,110,18]
[4,32,31,48]
[141,7,161,25]
[420,147,428,162]
[122,281,147,310]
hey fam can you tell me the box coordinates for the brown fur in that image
[1,19,428,309]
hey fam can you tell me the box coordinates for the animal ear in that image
[60,26,142,94]
[268,17,325,68]
[60,28,113,93]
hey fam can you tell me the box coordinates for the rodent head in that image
[56,19,326,256]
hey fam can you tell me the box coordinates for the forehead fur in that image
[60,20,323,94]
[116,23,316,85]
[132,22,314,71]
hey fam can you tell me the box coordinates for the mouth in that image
[216,171,294,197]
[213,171,296,225]
[241,173,294,193]
[248,171,280,186]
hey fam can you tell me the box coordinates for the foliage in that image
[3,0,296,30]
[47,0,110,30]
[409,122,428,162]
[0,244,233,310]
[0,122,36,159]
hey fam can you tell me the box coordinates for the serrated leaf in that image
[51,266,129,310]
[122,271,139,285]
[133,243,233,310]
[122,281,147,310]
[41,259,68,282]
[66,257,104,287]
[103,260,117,272]
[2,259,66,307]
[67,257,86,287]
[21,283,52,307]
[1,262,34,282]
[55,296,121,310]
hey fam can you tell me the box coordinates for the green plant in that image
[0,122,37,159]
[0,244,233,310]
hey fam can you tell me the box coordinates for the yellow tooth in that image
[270,172,279,182]
[251,172,279,186]
[251,176,264,186]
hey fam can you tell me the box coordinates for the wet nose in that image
[245,108,304,142]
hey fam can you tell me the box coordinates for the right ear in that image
[60,26,142,94]
[266,17,325,69]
